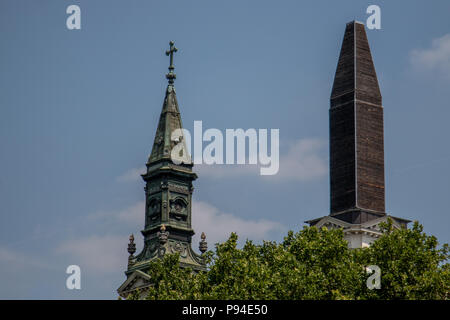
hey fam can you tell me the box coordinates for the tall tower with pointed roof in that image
[306,21,410,248]
[330,20,385,221]
[118,42,207,298]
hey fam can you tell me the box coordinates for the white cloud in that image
[89,201,145,227]
[410,34,450,78]
[195,163,259,178]
[118,138,326,182]
[58,199,284,273]
[191,200,286,247]
[56,235,127,274]
[0,246,51,270]
[271,138,327,181]
[115,201,145,225]
[196,138,327,181]
[116,167,146,183]
[93,199,285,247]
[57,202,146,275]
[59,202,147,275]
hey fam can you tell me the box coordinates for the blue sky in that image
[0,0,449,299]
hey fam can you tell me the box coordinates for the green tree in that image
[129,221,448,300]
[355,220,449,299]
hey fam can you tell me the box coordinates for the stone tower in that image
[306,21,410,248]
[117,42,207,298]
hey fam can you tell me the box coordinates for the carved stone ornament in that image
[170,241,188,258]
[155,135,164,145]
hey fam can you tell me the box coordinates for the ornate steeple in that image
[118,42,206,298]
[148,41,191,165]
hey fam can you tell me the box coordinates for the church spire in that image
[118,42,205,298]
[329,21,385,223]
[147,41,191,166]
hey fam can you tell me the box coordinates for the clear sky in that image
[0,0,449,299]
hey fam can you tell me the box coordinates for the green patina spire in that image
[147,41,190,165]
[118,41,206,298]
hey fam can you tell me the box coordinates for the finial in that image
[165,41,178,85]
[199,232,207,254]
[127,234,136,256]
[157,224,169,245]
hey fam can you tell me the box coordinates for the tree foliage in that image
[355,220,449,299]
[127,221,448,300]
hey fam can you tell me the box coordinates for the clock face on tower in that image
[170,197,188,222]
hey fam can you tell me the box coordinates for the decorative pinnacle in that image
[165,41,178,85]
[199,232,207,254]
[158,224,169,245]
[127,234,136,256]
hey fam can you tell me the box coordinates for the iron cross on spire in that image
[165,41,178,85]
